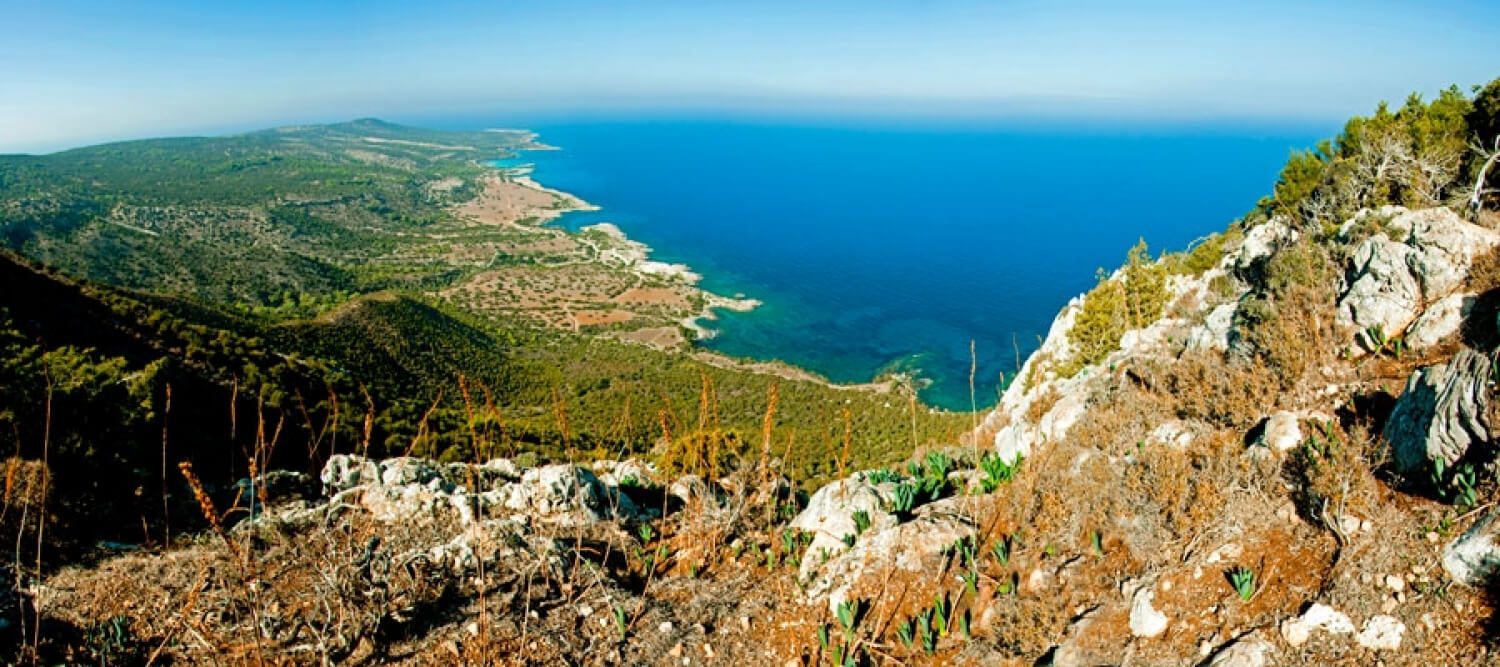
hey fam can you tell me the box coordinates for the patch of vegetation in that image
[1060,239,1169,376]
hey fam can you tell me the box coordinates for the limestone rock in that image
[1255,411,1303,453]
[1235,219,1298,272]
[1207,632,1273,667]
[1187,303,1238,351]
[1355,615,1405,650]
[1337,208,1500,352]
[321,454,380,492]
[380,457,443,487]
[1442,508,1500,585]
[1383,347,1492,474]
[360,482,452,523]
[1279,603,1354,647]
[1339,235,1423,348]
[789,472,901,579]
[478,458,522,481]
[1405,207,1500,297]
[593,459,656,488]
[1148,420,1197,449]
[1406,292,1476,350]
[1128,585,1169,638]
[802,508,974,612]
[497,464,641,526]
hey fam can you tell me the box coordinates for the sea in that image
[425,114,1326,410]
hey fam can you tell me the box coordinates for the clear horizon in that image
[4,0,1499,153]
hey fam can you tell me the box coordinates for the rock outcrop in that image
[1336,207,1500,352]
[799,496,975,612]
[1442,508,1500,585]
[1382,347,1493,474]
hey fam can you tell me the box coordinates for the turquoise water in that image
[459,117,1324,410]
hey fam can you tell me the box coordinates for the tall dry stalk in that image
[457,375,493,661]
[837,408,852,499]
[552,387,573,464]
[759,382,779,491]
[162,383,172,546]
[179,462,238,559]
[29,353,54,657]
[402,389,445,458]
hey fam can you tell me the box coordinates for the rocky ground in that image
[14,205,1500,664]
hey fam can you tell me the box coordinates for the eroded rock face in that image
[1442,508,1500,585]
[801,496,975,612]
[315,455,641,528]
[1383,347,1492,474]
[1406,292,1476,350]
[1339,236,1423,347]
[1337,208,1500,352]
[789,472,901,580]
[1235,219,1299,272]
[495,464,642,526]
[322,454,381,492]
[1187,303,1239,351]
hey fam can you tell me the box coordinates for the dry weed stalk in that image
[178,462,239,559]
[162,383,172,546]
[759,382,778,492]
[402,388,445,458]
[838,408,852,497]
[360,385,375,457]
[553,387,573,463]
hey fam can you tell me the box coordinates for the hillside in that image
[4,78,1500,665]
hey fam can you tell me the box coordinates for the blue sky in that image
[2,0,1498,152]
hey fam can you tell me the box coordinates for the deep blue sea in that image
[427,115,1325,410]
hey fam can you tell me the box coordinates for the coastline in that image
[488,147,899,395]
[495,154,761,342]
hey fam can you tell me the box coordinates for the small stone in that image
[1337,514,1363,536]
[1194,566,1204,580]
[1257,411,1303,452]
[1427,531,1440,543]
[578,604,594,617]
[1396,591,1406,604]
[703,643,715,658]
[1356,615,1405,650]
[1381,598,1399,614]
[1281,620,1310,647]
[740,616,751,632]
[1130,586,1170,638]
[669,643,684,658]
[1361,520,1373,532]
[1360,573,1374,585]
[660,621,675,633]
[1162,580,1173,592]
[1280,603,1354,647]
[466,622,479,636]
[1275,502,1296,522]
[1384,575,1405,592]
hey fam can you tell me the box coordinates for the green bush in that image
[1060,240,1169,377]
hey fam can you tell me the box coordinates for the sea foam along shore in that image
[498,157,761,341]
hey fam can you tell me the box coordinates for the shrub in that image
[1060,240,1169,377]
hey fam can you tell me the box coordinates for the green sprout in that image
[1227,565,1255,602]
